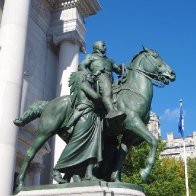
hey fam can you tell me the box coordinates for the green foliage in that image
[188,158,196,195]
[121,139,187,196]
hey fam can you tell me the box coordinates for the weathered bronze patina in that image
[78,41,126,121]
[13,42,176,194]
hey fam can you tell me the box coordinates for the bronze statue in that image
[13,44,176,194]
[101,47,176,182]
[78,41,126,121]
[13,71,102,193]
[53,71,103,183]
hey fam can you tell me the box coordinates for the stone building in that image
[146,111,196,160]
[0,0,101,195]
[160,132,196,159]
[147,112,161,139]
[146,112,196,160]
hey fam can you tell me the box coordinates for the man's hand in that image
[119,63,125,75]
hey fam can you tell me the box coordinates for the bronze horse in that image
[104,48,176,182]
[14,48,175,192]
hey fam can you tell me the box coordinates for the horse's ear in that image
[142,45,147,51]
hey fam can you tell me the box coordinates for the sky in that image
[80,0,196,139]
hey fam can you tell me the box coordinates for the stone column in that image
[31,163,44,186]
[53,33,81,171]
[55,38,80,96]
[50,6,87,96]
[0,0,31,195]
[0,0,4,47]
[0,0,4,26]
[47,0,101,179]
[50,6,86,173]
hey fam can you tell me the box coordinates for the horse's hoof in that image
[52,170,68,184]
[53,176,67,184]
[72,175,81,183]
[13,183,23,195]
[111,171,121,182]
[140,168,149,182]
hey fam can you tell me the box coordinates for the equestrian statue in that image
[13,41,176,194]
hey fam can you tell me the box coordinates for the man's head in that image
[93,41,106,54]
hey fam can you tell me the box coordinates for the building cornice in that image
[45,0,101,17]
[53,30,85,52]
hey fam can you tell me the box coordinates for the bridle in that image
[127,51,165,88]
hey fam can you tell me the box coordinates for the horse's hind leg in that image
[15,132,51,194]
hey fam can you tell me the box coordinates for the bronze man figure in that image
[78,41,126,120]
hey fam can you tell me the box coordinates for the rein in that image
[127,66,165,88]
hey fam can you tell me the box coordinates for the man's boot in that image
[103,97,126,121]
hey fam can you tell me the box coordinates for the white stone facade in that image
[0,0,101,195]
[0,0,3,27]
[147,112,161,139]
[160,132,196,159]
[146,112,196,160]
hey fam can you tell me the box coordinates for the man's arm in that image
[78,55,92,71]
[111,59,123,75]
[80,82,101,101]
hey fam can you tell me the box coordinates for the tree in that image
[188,158,196,195]
[121,139,186,196]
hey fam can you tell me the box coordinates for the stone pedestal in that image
[15,181,145,196]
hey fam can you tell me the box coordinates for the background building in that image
[160,132,196,159]
[147,112,161,139]
[0,0,101,195]
[146,111,196,160]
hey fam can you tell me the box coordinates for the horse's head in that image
[128,47,176,85]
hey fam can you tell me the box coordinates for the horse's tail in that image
[13,101,49,127]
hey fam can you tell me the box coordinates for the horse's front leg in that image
[125,115,158,182]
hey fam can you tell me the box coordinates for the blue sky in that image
[81,0,196,139]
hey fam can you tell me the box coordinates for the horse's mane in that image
[69,71,86,107]
[131,50,145,63]
[126,49,145,70]
[120,49,152,84]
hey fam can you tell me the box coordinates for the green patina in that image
[13,42,176,194]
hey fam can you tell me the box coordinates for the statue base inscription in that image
[15,181,145,196]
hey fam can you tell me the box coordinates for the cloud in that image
[160,108,182,121]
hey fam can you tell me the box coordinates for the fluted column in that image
[53,33,82,173]
[48,1,101,180]
[0,0,31,195]
[55,39,80,96]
